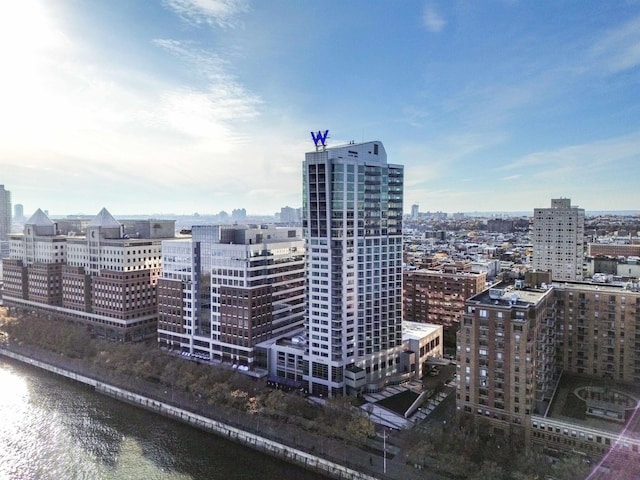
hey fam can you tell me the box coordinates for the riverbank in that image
[0,346,377,480]
[0,343,430,480]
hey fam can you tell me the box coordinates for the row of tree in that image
[0,309,374,446]
[5,308,629,479]
[400,411,615,480]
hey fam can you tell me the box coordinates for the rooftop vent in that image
[489,288,504,300]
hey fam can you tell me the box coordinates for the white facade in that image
[400,321,443,379]
[158,226,305,368]
[303,140,404,397]
[533,198,585,281]
[8,209,66,265]
[66,241,162,274]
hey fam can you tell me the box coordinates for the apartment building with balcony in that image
[302,140,404,397]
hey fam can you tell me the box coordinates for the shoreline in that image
[0,346,379,480]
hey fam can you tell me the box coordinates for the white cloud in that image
[162,0,248,27]
[395,128,507,210]
[590,15,640,73]
[0,1,293,215]
[423,2,446,33]
[500,133,640,174]
[150,39,261,147]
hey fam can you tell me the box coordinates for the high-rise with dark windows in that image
[302,140,404,397]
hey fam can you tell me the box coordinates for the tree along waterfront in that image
[0,357,329,480]
[0,309,409,480]
[0,308,599,480]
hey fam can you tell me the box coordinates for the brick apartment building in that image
[457,272,640,464]
[404,266,486,347]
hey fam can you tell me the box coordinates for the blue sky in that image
[1,0,639,216]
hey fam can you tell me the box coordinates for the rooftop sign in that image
[310,130,329,150]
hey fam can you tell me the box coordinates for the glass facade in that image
[303,141,404,396]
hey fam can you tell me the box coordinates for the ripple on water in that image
[0,360,327,480]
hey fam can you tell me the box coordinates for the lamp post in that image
[383,428,387,474]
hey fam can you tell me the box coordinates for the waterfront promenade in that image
[0,342,438,480]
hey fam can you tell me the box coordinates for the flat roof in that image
[545,372,640,440]
[552,280,640,294]
[470,283,552,308]
[407,269,483,277]
[402,321,441,341]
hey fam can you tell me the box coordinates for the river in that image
[0,358,327,480]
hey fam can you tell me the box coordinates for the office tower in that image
[158,225,305,368]
[302,140,404,397]
[533,198,585,281]
[411,203,419,219]
[0,185,11,257]
[3,208,175,341]
[157,239,203,351]
[14,203,24,223]
[210,226,305,366]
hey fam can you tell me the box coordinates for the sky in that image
[1,0,640,217]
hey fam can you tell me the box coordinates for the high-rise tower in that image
[0,185,11,257]
[303,140,404,397]
[533,198,585,281]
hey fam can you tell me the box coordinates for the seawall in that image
[0,348,378,480]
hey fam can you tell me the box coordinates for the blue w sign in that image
[311,130,329,147]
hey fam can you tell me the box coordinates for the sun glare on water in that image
[0,365,29,410]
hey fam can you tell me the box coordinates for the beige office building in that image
[2,208,174,341]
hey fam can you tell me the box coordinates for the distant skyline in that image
[2,1,640,216]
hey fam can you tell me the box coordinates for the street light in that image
[383,428,387,474]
